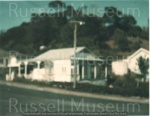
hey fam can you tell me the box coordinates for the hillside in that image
[105,37,149,56]
[0,1,149,57]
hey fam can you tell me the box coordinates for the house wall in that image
[112,61,128,76]
[127,51,149,79]
[30,68,53,81]
[53,60,72,82]
[112,49,149,79]
[8,56,19,67]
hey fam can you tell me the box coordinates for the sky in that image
[0,0,149,31]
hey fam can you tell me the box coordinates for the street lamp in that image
[70,20,85,89]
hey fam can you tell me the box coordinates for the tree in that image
[137,56,149,82]
[119,15,137,32]
[130,42,141,50]
[140,27,149,40]
[128,26,142,37]
[49,1,66,8]
[112,28,130,51]
[0,30,6,48]
[103,6,122,28]
[48,0,66,13]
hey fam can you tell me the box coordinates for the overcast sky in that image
[0,0,149,31]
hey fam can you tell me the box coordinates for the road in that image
[0,84,149,116]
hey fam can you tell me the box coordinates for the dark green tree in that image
[49,1,66,9]
[119,15,137,32]
[140,27,149,40]
[112,28,130,51]
[103,6,122,28]
[137,56,149,82]
[128,26,142,37]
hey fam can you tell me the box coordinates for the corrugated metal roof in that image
[32,47,85,61]
[71,53,104,61]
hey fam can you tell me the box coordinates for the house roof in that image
[71,52,104,61]
[27,47,103,62]
[127,48,149,61]
[32,47,85,61]
[0,49,9,58]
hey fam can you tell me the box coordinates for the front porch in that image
[7,59,54,81]
[71,59,108,83]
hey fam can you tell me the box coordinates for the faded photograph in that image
[0,0,149,116]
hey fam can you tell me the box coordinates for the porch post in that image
[18,63,21,77]
[105,65,108,78]
[37,61,41,69]
[9,67,11,79]
[94,65,97,79]
[24,61,28,77]
[82,65,84,79]
[34,61,41,79]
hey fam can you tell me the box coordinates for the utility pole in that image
[70,20,85,89]
[73,23,77,89]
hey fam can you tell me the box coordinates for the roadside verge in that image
[0,80,149,104]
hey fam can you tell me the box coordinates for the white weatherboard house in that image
[126,48,149,75]
[7,47,105,82]
[112,48,149,80]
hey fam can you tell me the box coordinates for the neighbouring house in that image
[7,47,107,83]
[6,51,31,81]
[0,49,9,68]
[112,48,149,81]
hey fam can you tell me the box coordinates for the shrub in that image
[135,82,149,97]
[111,73,149,97]
[13,76,31,84]
[12,73,149,98]
[107,74,117,85]
[0,68,8,80]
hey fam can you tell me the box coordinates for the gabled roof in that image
[71,52,104,61]
[0,49,9,58]
[27,47,104,62]
[32,47,85,61]
[127,48,149,61]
